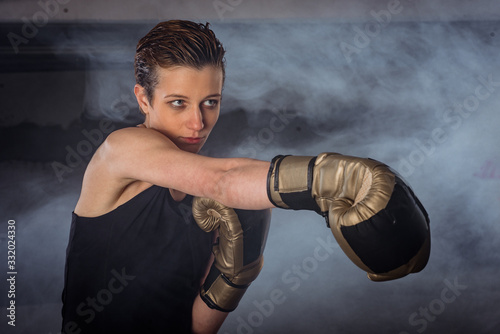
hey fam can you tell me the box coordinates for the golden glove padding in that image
[268,152,430,281]
[192,197,270,312]
[200,258,263,312]
[192,197,237,233]
[312,153,395,223]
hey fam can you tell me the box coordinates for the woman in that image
[61,20,273,334]
[61,18,430,334]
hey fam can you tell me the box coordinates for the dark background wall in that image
[1,1,499,333]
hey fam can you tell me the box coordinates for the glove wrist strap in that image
[267,155,322,213]
[201,272,249,312]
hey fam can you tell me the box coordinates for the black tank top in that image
[61,185,213,333]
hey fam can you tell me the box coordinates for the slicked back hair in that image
[135,20,226,107]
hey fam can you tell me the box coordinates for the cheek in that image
[206,112,220,129]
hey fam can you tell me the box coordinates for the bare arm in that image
[191,295,228,334]
[100,127,274,210]
[191,230,228,333]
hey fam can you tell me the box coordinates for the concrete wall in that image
[1,0,499,23]
[1,2,500,334]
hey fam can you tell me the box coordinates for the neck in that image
[170,189,187,202]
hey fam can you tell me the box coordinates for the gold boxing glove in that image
[192,197,271,312]
[267,153,430,281]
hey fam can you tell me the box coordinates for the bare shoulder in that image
[74,126,176,217]
[104,126,177,151]
[107,125,171,141]
[74,125,268,216]
[100,126,180,171]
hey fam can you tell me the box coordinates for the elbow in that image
[208,160,240,207]
[210,169,233,206]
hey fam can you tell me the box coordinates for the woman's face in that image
[136,65,223,153]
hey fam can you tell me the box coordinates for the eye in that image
[170,100,184,108]
[203,99,219,108]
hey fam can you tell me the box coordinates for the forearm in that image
[101,128,276,210]
[192,294,228,334]
[213,158,275,210]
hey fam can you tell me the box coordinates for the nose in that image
[186,107,204,131]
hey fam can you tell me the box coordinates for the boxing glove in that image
[192,197,271,312]
[267,153,430,281]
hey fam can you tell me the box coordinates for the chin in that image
[183,145,202,154]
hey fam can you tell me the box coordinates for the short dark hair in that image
[134,20,226,107]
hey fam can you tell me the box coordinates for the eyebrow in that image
[163,93,222,99]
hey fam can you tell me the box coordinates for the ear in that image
[134,84,151,115]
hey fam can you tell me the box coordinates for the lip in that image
[180,137,203,144]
